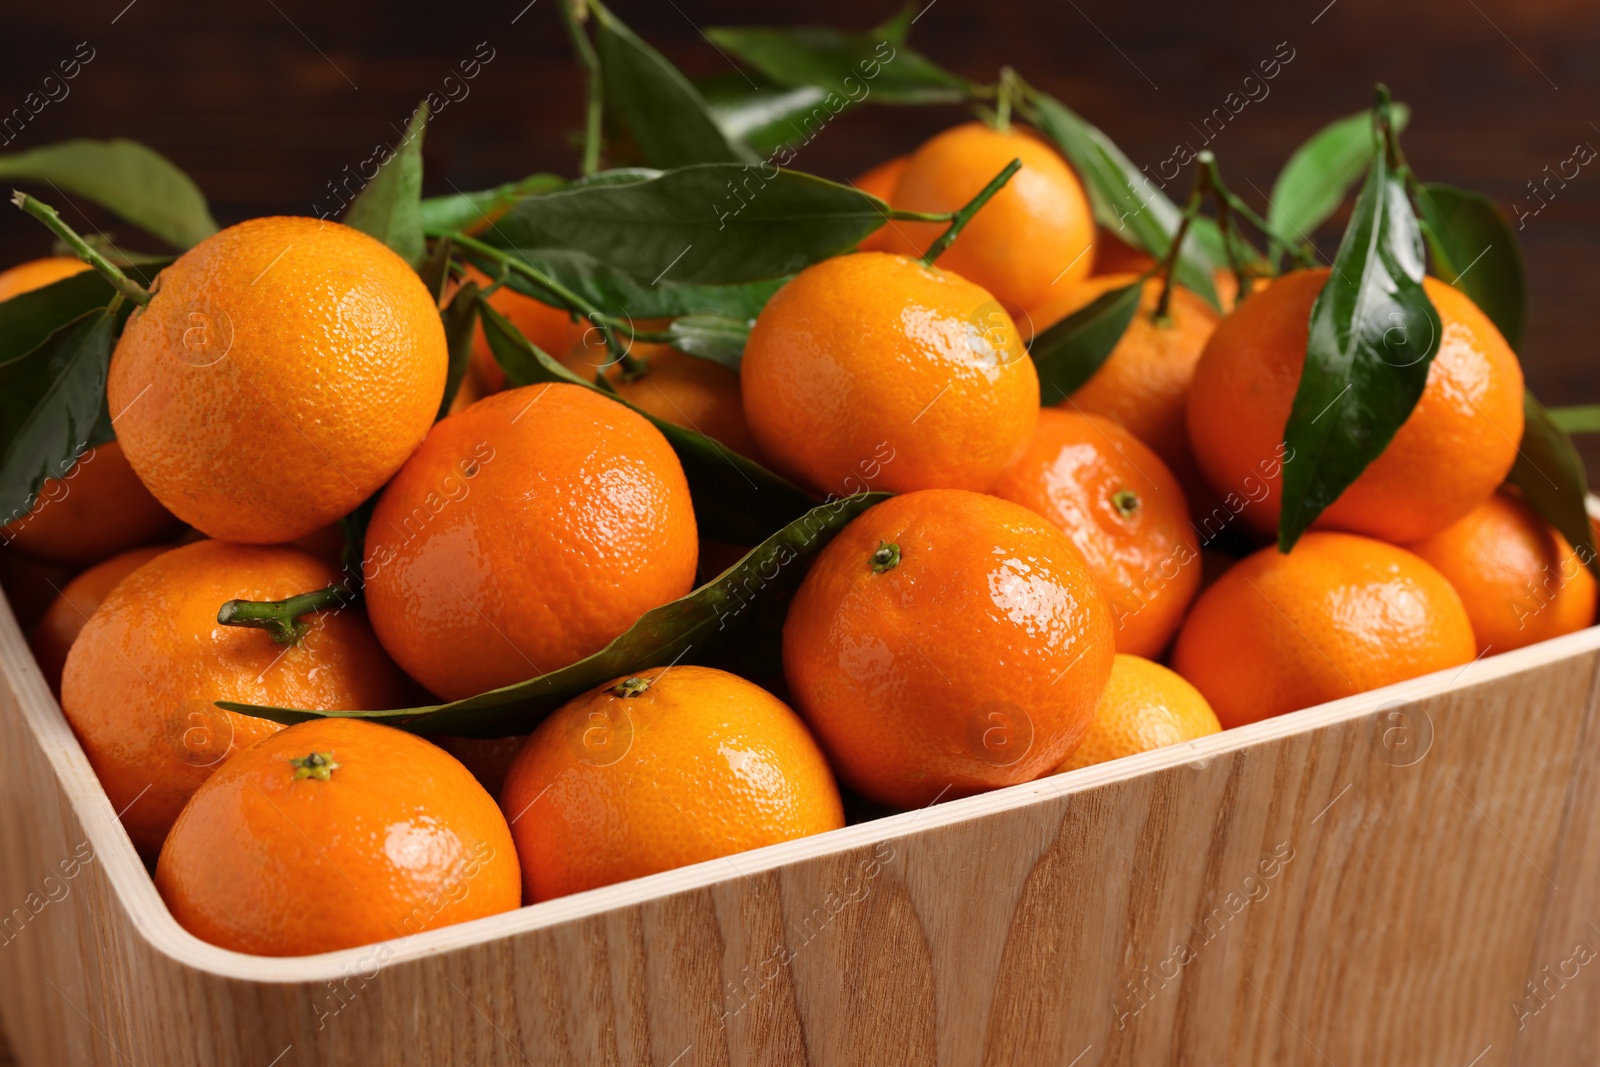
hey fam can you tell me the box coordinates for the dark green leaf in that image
[0,259,167,369]
[1414,181,1526,351]
[664,313,751,368]
[480,304,816,543]
[875,4,915,45]
[1278,141,1442,550]
[470,246,786,320]
[593,5,755,168]
[1268,105,1410,251]
[1510,392,1599,579]
[220,492,886,736]
[488,164,890,285]
[418,174,564,237]
[436,281,480,420]
[1026,282,1141,401]
[705,81,832,156]
[705,25,971,105]
[0,304,116,521]
[0,139,217,249]
[1025,91,1220,308]
[417,236,454,305]
[343,102,428,266]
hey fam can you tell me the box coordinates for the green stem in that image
[451,231,645,377]
[217,585,350,646]
[1548,405,1600,434]
[1374,83,1407,173]
[993,67,1018,132]
[919,158,1022,267]
[1153,157,1209,322]
[11,192,151,308]
[562,0,604,177]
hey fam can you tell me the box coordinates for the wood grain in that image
[4,579,1600,1063]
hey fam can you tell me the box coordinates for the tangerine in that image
[363,383,698,701]
[29,545,168,692]
[1171,532,1476,728]
[2,441,180,566]
[783,489,1115,807]
[1056,654,1220,771]
[156,717,520,956]
[108,216,448,543]
[0,255,90,301]
[741,252,1038,496]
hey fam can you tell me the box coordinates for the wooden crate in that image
[3,591,1600,1065]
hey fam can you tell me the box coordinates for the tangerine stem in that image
[218,585,350,646]
[919,158,1022,268]
[11,192,152,308]
[993,67,1019,133]
[562,0,604,177]
[1153,156,1210,323]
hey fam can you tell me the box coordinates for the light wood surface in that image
[4,579,1600,1063]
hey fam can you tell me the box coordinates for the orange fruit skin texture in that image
[59,540,414,857]
[742,252,1040,497]
[503,665,843,902]
[783,489,1115,808]
[853,155,908,253]
[363,383,698,702]
[29,545,169,693]
[156,718,520,956]
[1057,654,1220,771]
[1028,273,1219,500]
[1186,269,1525,544]
[991,409,1200,658]
[1171,532,1476,729]
[561,340,763,459]
[1407,491,1597,656]
[884,123,1094,310]
[0,255,90,300]
[108,217,448,543]
[461,264,580,394]
[1,441,180,566]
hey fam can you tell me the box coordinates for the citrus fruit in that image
[59,539,413,856]
[1026,273,1218,497]
[1186,269,1525,543]
[882,122,1094,309]
[108,216,448,543]
[461,263,580,394]
[28,545,168,692]
[363,383,698,701]
[502,665,842,901]
[2,441,180,566]
[854,155,908,252]
[1091,229,1153,276]
[783,489,1115,807]
[561,339,762,458]
[1407,491,1596,655]
[1171,532,1476,727]
[741,252,1039,496]
[1056,654,1221,771]
[0,255,90,301]
[991,409,1200,657]
[156,717,520,956]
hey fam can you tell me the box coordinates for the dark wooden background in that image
[0,2,1596,1061]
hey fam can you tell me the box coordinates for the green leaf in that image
[1024,91,1220,309]
[480,304,816,543]
[1414,181,1526,351]
[704,80,832,156]
[1512,392,1599,578]
[664,313,751,368]
[0,304,117,521]
[1268,105,1410,251]
[0,260,168,370]
[436,281,480,420]
[705,25,972,105]
[1026,282,1142,401]
[418,174,564,237]
[487,164,890,285]
[875,4,915,45]
[343,102,429,266]
[219,492,887,736]
[0,139,217,249]
[593,4,756,168]
[471,246,785,320]
[1278,135,1442,550]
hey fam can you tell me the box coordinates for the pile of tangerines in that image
[1,113,1588,959]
